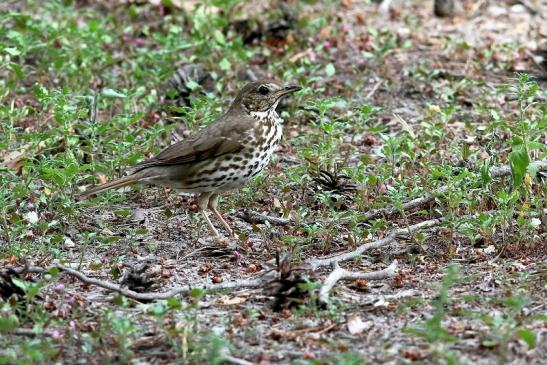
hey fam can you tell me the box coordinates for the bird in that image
[80,79,301,239]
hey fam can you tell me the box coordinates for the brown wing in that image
[133,136,243,171]
[132,109,253,172]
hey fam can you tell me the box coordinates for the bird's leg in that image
[208,193,234,237]
[196,192,220,237]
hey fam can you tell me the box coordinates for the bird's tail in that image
[79,175,139,198]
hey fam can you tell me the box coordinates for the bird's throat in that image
[250,109,276,121]
[249,99,281,123]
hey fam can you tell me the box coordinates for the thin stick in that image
[359,160,547,222]
[306,218,442,269]
[7,328,55,337]
[365,79,383,100]
[222,355,255,365]
[19,265,270,301]
[318,261,398,303]
[238,210,290,226]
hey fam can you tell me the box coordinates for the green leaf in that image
[4,47,21,56]
[101,88,126,98]
[516,328,536,348]
[527,141,545,151]
[524,83,539,99]
[481,340,497,348]
[88,261,102,270]
[27,285,39,299]
[189,288,204,298]
[147,303,167,316]
[325,63,336,77]
[480,161,491,185]
[527,161,539,177]
[368,126,387,133]
[167,297,182,309]
[0,316,19,331]
[112,295,129,307]
[213,30,225,45]
[508,145,530,188]
[114,209,131,217]
[219,58,231,71]
[185,79,200,91]
[11,277,28,291]
[111,264,121,279]
[9,62,24,79]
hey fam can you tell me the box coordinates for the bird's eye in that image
[258,85,270,95]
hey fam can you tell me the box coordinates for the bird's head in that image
[233,79,301,114]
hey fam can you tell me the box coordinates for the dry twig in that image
[304,218,441,303]
[17,265,271,301]
[238,210,290,226]
[318,261,398,304]
[359,160,547,222]
[306,219,442,270]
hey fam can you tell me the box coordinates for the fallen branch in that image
[238,210,290,226]
[305,218,441,303]
[318,261,398,304]
[306,218,443,270]
[7,328,55,337]
[19,265,271,301]
[360,160,547,222]
[221,354,255,365]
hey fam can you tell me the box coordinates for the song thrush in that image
[80,79,300,238]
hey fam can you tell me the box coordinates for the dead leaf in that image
[131,208,146,223]
[3,149,29,175]
[400,348,423,361]
[280,308,292,318]
[393,113,416,139]
[341,0,352,9]
[161,269,172,278]
[373,297,390,308]
[245,263,260,273]
[448,321,467,334]
[346,313,373,335]
[97,174,107,185]
[232,313,247,327]
[285,33,294,44]
[318,26,330,40]
[212,274,223,284]
[218,295,247,306]
[270,328,297,341]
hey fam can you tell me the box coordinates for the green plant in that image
[406,264,461,364]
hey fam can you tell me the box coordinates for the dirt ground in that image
[1,0,546,364]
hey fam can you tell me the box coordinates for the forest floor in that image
[1,0,546,364]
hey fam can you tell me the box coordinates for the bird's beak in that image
[275,84,301,97]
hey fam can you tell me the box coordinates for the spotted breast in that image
[205,108,283,192]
